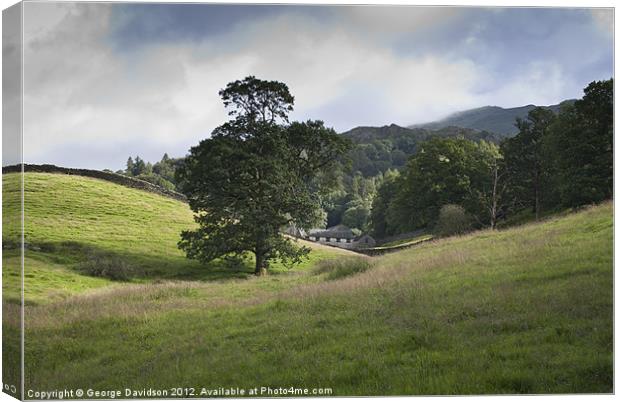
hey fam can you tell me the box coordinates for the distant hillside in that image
[411,100,575,135]
[342,123,503,144]
[339,124,503,177]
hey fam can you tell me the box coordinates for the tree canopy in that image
[177,76,350,275]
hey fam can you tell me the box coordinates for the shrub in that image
[135,173,176,192]
[78,252,134,281]
[434,204,473,237]
[313,258,372,280]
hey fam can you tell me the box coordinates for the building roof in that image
[309,224,357,239]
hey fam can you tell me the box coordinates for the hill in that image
[4,171,612,394]
[411,100,575,135]
[342,123,504,144]
[1,172,353,304]
[339,124,503,178]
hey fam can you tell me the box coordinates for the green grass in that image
[2,173,351,304]
[379,233,433,248]
[374,234,434,251]
[2,172,613,395]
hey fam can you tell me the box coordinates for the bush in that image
[434,204,473,237]
[313,258,372,280]
[78,252,134,281]
[135,173,176,192]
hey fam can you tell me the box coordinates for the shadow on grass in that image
[14,240,254,282]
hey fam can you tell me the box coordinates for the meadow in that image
[2,172,613,395]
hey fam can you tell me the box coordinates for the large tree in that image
[545,79,613,207]
[388,137,502,233]
[501,107,556,220]
[369,169,400,238]
[177,76,350,275]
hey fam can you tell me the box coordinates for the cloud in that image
[21,4,479,169]
[590,8,614,38]
[20,4,614,170]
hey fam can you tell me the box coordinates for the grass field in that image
[2,173,353,304]
[2,172,613,395]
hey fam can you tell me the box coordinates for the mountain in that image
[411,100,575,135]
[342,123,504,144]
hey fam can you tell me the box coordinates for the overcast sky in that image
[8,3,615,170]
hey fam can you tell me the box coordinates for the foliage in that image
[468,141,506,229]
[78,252,135,281]
[501,78,613,217]
[384,137,503,233]
[341,200,372,232]
[544,79,613,207]
[501,107,557,219]
[123,153,185,191]
[370,78,613,237]
[135,172,176,191]
[369,169,400,237]
[433,204,473,237]
[177,76,350,274]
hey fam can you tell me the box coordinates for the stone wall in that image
[2,164,187,202]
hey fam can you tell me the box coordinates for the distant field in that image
[2,172,613,395]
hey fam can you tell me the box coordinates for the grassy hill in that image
[2,173,353,304]
[3,172,613,395]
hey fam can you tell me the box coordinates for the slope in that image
[15,197,613,394]
[2,172,353,304]
[412,100,575,135]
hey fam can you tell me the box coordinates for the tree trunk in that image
[490,164,498,230]
[534,170,540,221]
[254,251,268,276]
[534,185,540,221]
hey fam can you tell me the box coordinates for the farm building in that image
[306,224,376,250]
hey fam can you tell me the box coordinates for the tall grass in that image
[16,202,612,394]
[3,173,612,394]
[313,258,372,280]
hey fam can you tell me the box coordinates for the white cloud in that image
[338,6,463,35]
[21,4,484,168]
[590,8,613,38]
[20,4,612,169]
[477,61,569,107]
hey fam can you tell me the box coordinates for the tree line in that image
[114,78,612,241]
[370,79,613,238]
[116,154,184,192]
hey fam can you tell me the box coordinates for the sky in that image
[3,2,614,169]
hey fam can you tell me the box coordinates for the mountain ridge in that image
[409,100,576,135]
